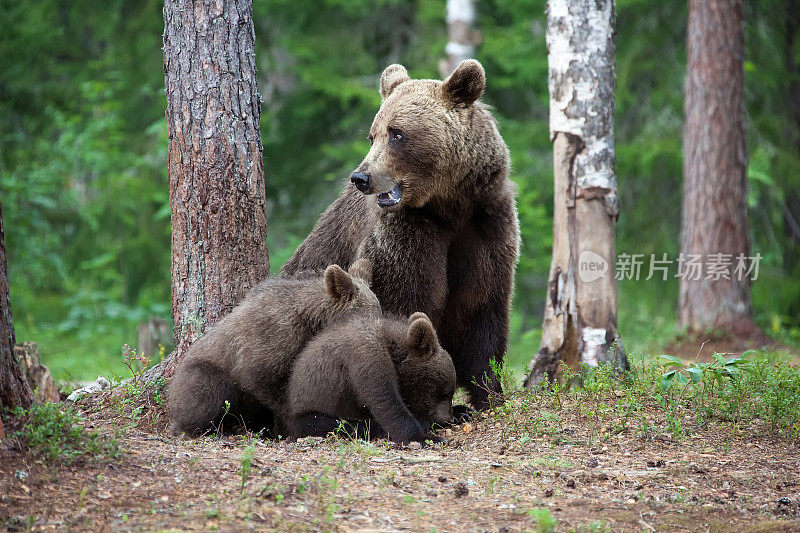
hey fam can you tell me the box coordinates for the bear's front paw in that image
[451,404,476,424]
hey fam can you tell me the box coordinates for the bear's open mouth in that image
[376,183,402,208]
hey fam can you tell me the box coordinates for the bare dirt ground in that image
[2,391,800,532]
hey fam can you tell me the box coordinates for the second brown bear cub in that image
[283,312,456,444]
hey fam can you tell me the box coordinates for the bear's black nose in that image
[350,171,371,192]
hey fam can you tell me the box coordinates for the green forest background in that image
[1,0,799,382]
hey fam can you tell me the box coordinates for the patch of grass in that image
[571,521,610,533]
[14,319,134,382]
[8,403,119,465]
[656,351,800,439]
[492,349,800,446]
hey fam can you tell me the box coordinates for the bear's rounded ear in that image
[408,311,429,324]
[324,264,355,302]
[442,59,485,107]
[348,258,372,286]
[380,64,410,100]
[407,316,439,359]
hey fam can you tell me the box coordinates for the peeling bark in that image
[525,0,627,386]
[0,199,34,414]
[679,0,752,330]
[149,0,269,382]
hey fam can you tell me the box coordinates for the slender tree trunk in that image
[679,0,751,331]
[0,200,34,421]
[439,0,478,77]
[525,0,627,386]
[151,0,269,381]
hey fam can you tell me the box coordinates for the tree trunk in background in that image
[153,0,269,380]
[679,0,752,331]
[525,0,628,386]
[0,200,34,424]
[783,1,800,272]
[439,0,478,77]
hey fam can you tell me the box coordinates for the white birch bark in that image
[440,0,478,77]
[525,0,628,386]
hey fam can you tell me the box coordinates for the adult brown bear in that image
[282,60,519,411]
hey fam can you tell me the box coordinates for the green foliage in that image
[1,0,798,381]
[9,403,119,465]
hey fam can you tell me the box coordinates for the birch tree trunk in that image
[679,0,752,331]
[439,0,478,77]
[525,0,628,386]
[0,199,34,429]
[149,0,269,381]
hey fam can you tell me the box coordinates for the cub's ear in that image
[407,316,439,359]
[348,258,372,286]
[442,59,485,107]
[380,64,410,100]
[324,264,355,302]
[408,311,429,324]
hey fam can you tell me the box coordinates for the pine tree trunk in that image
[679,0,751,330]
[440,0,478,77]
[525,0,628,386]
[0,199,34,417]
[151,0,269,381]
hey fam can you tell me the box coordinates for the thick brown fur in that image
[283,313,456,444]
[167,261,380,436]
[282,60,520,409]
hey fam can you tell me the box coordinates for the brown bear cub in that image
[282,312,456,444]
[168,261,379,436]
[282,60,519,411]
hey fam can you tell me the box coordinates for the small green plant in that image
[122,343,152,382]
[485,476,497,494]
[212,400,232,436]
[10,403,119,465]
[151,377,167,405]
[316,466,340,523]
[238,442,256,492]
[659,353,747,390]
[529,507,557,533]
[490,358,518,397]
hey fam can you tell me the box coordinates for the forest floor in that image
[3,356,800,533]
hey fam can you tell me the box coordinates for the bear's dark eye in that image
[388,128,405,142]
[367,133,374,145]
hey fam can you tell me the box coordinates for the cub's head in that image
[397,312,456,427]
[350,59,505,212]
[323,259,380,315]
